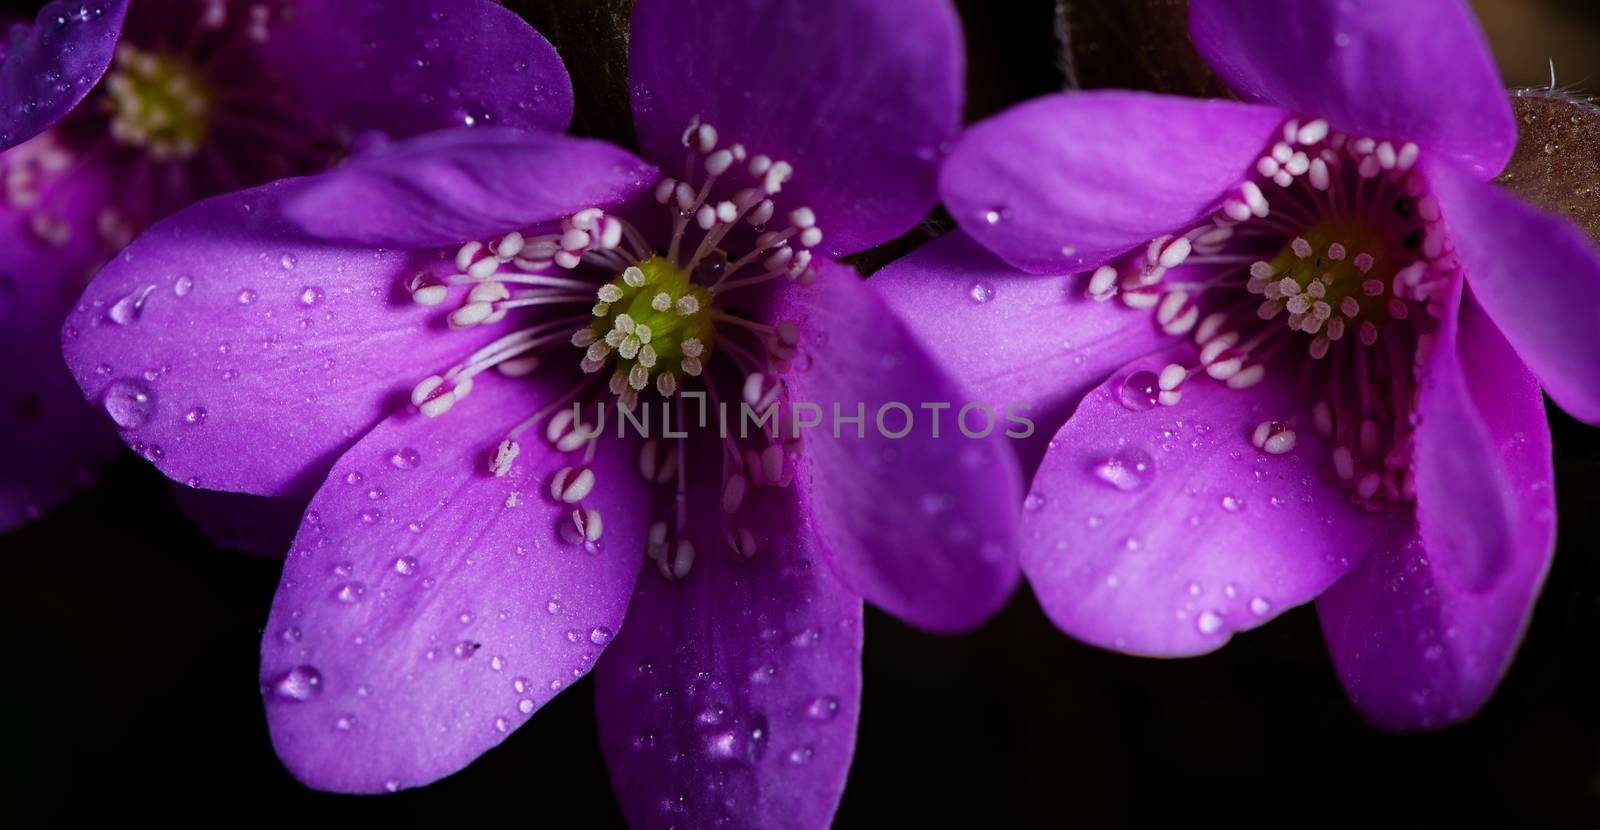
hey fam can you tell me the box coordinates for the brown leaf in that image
[1497,91,1600,243]
[505,0,638,150]
[1056,0,1228,97]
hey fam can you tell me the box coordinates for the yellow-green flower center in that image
[104,45,212,159]
[583,255,716,396]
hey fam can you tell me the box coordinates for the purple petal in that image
[0,144,122,529]
[1317,291,1554,730]
[870,232,1175,474]
[282,128,657,248]
[0,1,128,151]
[1427,158,1600,423]
[942,92,1289,272]
[628,0,963,256]
[1021,348,1387,656]
[775,260,1022,633]
[62,179,524,497]
[167,485,304,558]
[594,478,861,830]
[1189,0,1515,176]
[268,0,573,137]
[261,375,648,793]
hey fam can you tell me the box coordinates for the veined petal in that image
[0,0,128,151]
[1021,348,1387,657]
[594,466,861,830]
[628,0,963,256]
[870,232,1174,475]
[1427,157,1600,424]
[270,0,573,137]
[1317,289,1555,731]
[942,92,1289,273]
[1189,0,1515,177]
[62,179,523,497]
[775,260,1022,633]
[261,375,648,793]
[281,128,657,248]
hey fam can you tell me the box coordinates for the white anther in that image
[419,390,456,418]
[1206,357,1243,380]
[1342,295,1364,316]
[1326,318,1346,341]
[680,338,705,359]
[550,466,595,504]
[731,526,758,560]
[1396,142,1420,171]
[696,123,718,153]
[1285,152,1310,176]
[749,154,771,176]
[1257,156,1281,178]
[1358,321,1379,346]
[1158,389,1183,406]
[1417,194,1441,222]
[1358,155,1381,178]
[1272,142,1294,164]
[1273,170,1294,188]
[761,444,786,485]
[1257,299,1286,320]
[1223,198,1252,222]
[638,345,658,369]
[1296,119,1330,146]
[1121,286,1160,309]
[647,520,670,560]
[618,336,641,360]
[1196,312,1229,343]
[411,375,445,407]
[722,475,748,513]
[1375,142,1397,169]
[1158,236,1192,268]
[628,364,649,390]
[1286,295,1310,315]
[1306,280,1327,299]
[650,291,672,312]
[656,373,677,397]
[654,177,678,204]
[571,328,598,348]
[1309,158,1331,191]
[1353,253,1375,273]
[412,283,448,306]
[455,241,485,272]
[675,295,701,316]
[621,266,645,288]
[763,161,793,194]
[799,226,823,248]
[746,200,775,226]
[491,440,521,477]
[715,200,738,224]
[498,356,541,377]
[562,507,603,545]
[1290,237,1312,258]
[1227,364,1265,389]
[1158,363,1186,391]
[675,181,698,212]
[1357,472,1381,500]
[1326,243,1346,261]
[661,539,696,580]
[1308,335,1331,359]
[494,232,526,261]
[468,281,510,304]
[596,284,623,303]
[789,207,816,228]
[1087,265,1119,301]
[1241,181,1269,217]
[1333,446,1356,480]
[705,149,734,176]
[1312,401,1335,437]
[696,204,717,230]
[681,356,703,376]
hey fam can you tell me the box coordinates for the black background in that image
[4,0,1600,824]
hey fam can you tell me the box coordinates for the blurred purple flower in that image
[0,0,570,531]
[62,0,1020,819]
[875,0,1599,730]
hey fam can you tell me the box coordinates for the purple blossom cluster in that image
[3,0,1596,823]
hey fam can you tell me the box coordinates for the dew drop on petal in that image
[268,665,323,701]
[1249,597,1272,616]
[237,288,257,305]
[183,406,206,425]
[589,626,613,645]
[390,448,422,470]
[1117,371,1161,411]
[967,281,996,304]
[393,556,417,576]
[805,696,840,721]
[1092,447,1155,492]
[1196,610,1224,636]
[103,379,156,428]
[173,274,193,296]
[334,581,366,603]
[298,286,324,306]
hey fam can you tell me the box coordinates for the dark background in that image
[5,0,1600,824]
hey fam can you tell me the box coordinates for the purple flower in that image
[874,0,1599,730]
[0,0,570,531]
[62,0,1021,817]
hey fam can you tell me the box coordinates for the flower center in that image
[1081,119,1455,510]
[575,256,716,398]
[104,44,213,159]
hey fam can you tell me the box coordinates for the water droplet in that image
[334,714,356,731]
[1249,597,1271,615]
[236,288,258,305]
[1117,371,1161,411]
[102,379,156,428]
[1220,495,1245,512]
[279,626,302,644]
[1086,513,1105,529]
[268,665,323,701]
[344,471,364,485]
[1092,447,1155,492]
[1196,610,1224,635]
[494,716,509,733]
[183,406,206,425]
[298,286,324,306]
[452,641,479,659]
[334,582,367,603]
[280,253,298,270]
[787,746,815,765]
[704,713,769,766]
[109,285,154,325]
[1024,493,1046,511]
[967,281,996,304]
[384,780,401,793]
[173,275,193,296]
[589,627,613,646]
[390,448,421,469]
[805,696,840,721]
[546,597,562,615]
[358,508,380,524]
[518,698,535,714]
[393,556,417,576]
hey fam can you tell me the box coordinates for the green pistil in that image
[104,45,212,159]
[590,256,715,390]
[1266,220,1398,329]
